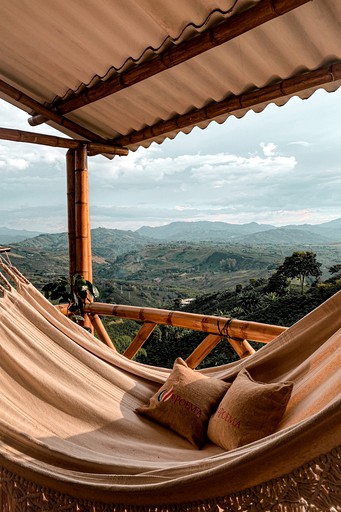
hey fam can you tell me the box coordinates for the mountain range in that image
[136,220,341,244]
[3,220,340,308]
[0,226,43,244]
[1,218,340,247]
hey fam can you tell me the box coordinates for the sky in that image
[1,87,341,233]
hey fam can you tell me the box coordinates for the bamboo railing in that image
[82,302,287,368]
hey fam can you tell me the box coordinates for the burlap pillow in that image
[207,368,293,450]
[136,357,230,448]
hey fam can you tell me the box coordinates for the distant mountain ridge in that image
[137,221,274,241]
[0,226,42,244]
[2,218,341,247]
[6,221,341,307]
[238,227,333,246]
[136,219,341,244]
[13,227,152,259]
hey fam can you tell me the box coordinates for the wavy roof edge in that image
[0,0,340,154]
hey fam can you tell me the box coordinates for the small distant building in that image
[180,298,195,307]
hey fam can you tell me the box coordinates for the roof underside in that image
[1,0,340,153]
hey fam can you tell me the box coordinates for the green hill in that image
[137,221,274,241]
[136,219,341,244]
[7,226,341,309]
[6,227,341,369]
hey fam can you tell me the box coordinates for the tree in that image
[329,264,341,274]
[278,251,322,295]
[237,289,262,314]
[265,271,290,296]
[329,264,341,277]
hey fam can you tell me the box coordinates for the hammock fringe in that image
[1,447,340,512]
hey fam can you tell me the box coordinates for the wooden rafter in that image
[0,127,128,155]
[28,0,310,125]
[0,79,125,148]
[111,62,341,148]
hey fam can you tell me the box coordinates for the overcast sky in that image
[1,87,341,233]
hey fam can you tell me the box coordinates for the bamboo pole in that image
[66,149,76,285]
[89,313,117,350]
[186,334,224,368]
[74,146,90,281]
[123,322,157,360]
[0,127,128,155]
[83,303,287,343]
[28,0,310,120]
[67,147,113,342]
[185,334,255,368]
[74,146,93,332]
[55,303,116,350]
[0,79,120,146]
[227,338,256,359]
[114,62,341,148]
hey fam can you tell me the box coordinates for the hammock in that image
[0,261,340,512]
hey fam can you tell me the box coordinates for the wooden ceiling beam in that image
[0,127,128,156]
[0,79,124,148]
[112,62,341,148]
[28,0,310,125]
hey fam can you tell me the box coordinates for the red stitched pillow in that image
[136,357,230,448]
[207,368,293,450]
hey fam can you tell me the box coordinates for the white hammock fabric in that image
[0,261,340,511]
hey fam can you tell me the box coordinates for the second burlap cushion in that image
[207,368,293,450]
[136,357,230,448]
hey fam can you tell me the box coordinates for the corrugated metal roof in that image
[0,0,340,151]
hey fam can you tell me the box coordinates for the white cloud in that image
[261,142,277,156]
[288,141,313,147]
[7,158,29,170]
[0,88,341,232]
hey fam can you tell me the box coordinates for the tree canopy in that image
[270,251,322,295]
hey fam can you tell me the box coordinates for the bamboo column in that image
[74,145,92,331]
[74,145,92,282]
[66,149,76,285]
[70,147,114,347]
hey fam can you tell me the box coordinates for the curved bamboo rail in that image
[84,302,286,340]
[82,302,287,368]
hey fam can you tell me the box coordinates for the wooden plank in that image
[123,322,157,360]
[30,0,310,119]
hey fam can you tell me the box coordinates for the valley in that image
[2,220,341,310]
